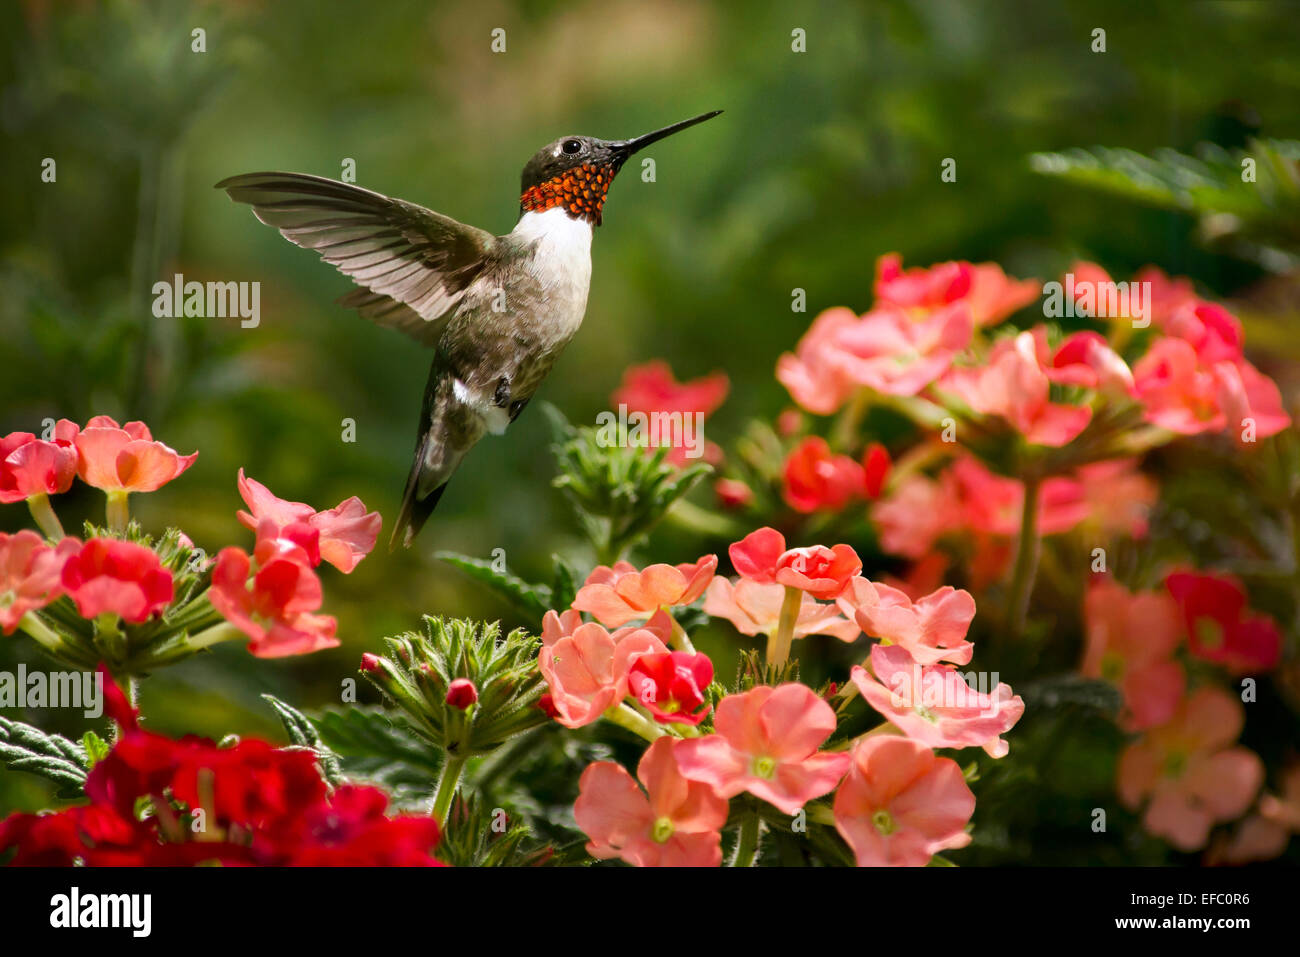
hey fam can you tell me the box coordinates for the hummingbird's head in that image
[519,110,721,226]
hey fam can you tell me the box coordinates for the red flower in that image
[267,785,444,866]
[209,546,338,658]
[0,422,79,503]
[861,442,892,499]
[874,252,1039,326]
[446,678,478,709]
[627,651,713,725]
[237,470,380,573]
[1165,571,1282,674]
[728,527,861,599]
[611,360,729,466]
[60,538,173,623]
[782,437,866,513]
[714,477,754,509]
[74,415,197,493]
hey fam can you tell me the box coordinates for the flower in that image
[836,578,975,666]
[675,683,851,814]
[824,303,973,396]
[832,735,975,866]
[1046,330,1135,394]
[870,473,963,559]
[0,532,78,633]
[74,415,197,493]
[572,556,717,628]
[627,651,713,725]
[209,547,338,657]
[237,469,380,573]
[861,442,892,499]
[0,423,79,503]
[540,608,585,647]
[776,307,862,415]
[714,477,755,509]
[611,360,728,465]
[874,252,1039,326]
[949,456,1089,537]
[1081,578,1184,730]
[1117,686,1263,851]
[537,622,667,728]
[782,437,867,513]
[939,330,1092,446]
[704,577,860,642]
[575,737,728,867]
[446,678,478,709]
[60,538,173,623]
[850,644,1024,757]
[728,527,861,599]
[1164,571,1281,674]
[1075,459,1158,540]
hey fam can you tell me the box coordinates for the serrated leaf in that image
[0,715,88,790]
[261,694,346,786]
[435,552,554,619]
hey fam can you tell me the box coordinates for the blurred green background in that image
[3,0,1299,856]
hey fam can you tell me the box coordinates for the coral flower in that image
[870,473,963,559]
[209,547,338,657]
[1132,337,1226,434]
[1081,578,1184,730]
[850,644,1024,758]
[237,470,380,573]
[728,527,860,600]
[627,651,713,725]
[575,737,729,867]
[0,532,79,633]
[826,303,973,396]
[949,457,1090,537]
[782,437,867,513]
[833,735,975,866]
[776,307,863,415]
[74,415,197,493]
[939,330,1092,446]
[675,683,851,814]
[704,577,860,643]
[836,578,975,666]
[60,538,173,623]
[537,622,667,728]
[572,556,717,628]
[874,253,1039,326]
[861,442,892,499]
[1075,459,1158,540]
[1164,571,1281,674]
[0,423,79,503]
[611,360,728,466]
[1046,330,1135,394]
[1117,686,1263,851]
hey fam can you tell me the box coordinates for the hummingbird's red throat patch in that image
[519,163,616,225]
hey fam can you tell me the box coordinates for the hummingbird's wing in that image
[216,171,496,345]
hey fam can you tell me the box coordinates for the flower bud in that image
[446,678,478,710]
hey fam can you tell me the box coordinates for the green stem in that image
[766,586,802,670]
[17,612,66,655]
[667,499,744,539]
[1006,474,1041,639]
[668,615,696,654]
[185,621,246,651]
[26,494,65,540]
[604,702,666,742]
[431,754,466,826]
[106,491,129,533]
[831,389,872,452]
[731,813,761,866]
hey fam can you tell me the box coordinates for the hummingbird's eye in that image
[562,139,583,155]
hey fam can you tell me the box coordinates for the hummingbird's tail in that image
[389,356,481,550]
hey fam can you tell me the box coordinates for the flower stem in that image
[831,389,872,452]
[26,494,65,540]
[668,615,696,654]
[731,813,761,866]
[431,754,466,827]
[17,612,66,655]
[185,621,245,651]
[605,702,666,742]
[1006,474,1041,640]
[766,586,802,670]
[106,491,129,533]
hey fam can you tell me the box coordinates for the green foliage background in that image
[2,0,1299,864]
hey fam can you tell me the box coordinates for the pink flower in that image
[704,577,860,643]
[1081,578,1184,730]
[1076,459,1158,539]
[836,578,975,666]
[611,360,728,466]
[237,470,380,573]
[870,473,963,559]
[0,532,78,633]
[675,683,851,814]
[939,330,1092,446]
[572,556,717,628]
[209,547,338,658]
[1165,571,1281,674]
[60,538,174,623]
[782,437,866,513]
[0,422,79,503]
[728,527,861,600]
[1117,686,1263,851]
[1047,331,1135,394]
[850,644,1024,758]
[1213,357,1290,441]
[714,477,754,509]
[540,608,585,648]
[776,307,862,415]
[1165,301,1243,363]
[949,457,1089,537]
[1132,337,1224,434]
[833,735,975,866]
[537,622,667,728]
[874,253,1039,326]
[627,651,713,725]
[74,416,197,493]
[574,737,728,867]
[825,303,973,396]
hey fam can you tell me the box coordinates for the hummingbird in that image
[217,110,721,550]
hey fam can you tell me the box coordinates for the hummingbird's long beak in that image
[611,110,722,157]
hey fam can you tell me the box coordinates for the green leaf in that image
[81,730,110,768]
[0,715,88,790]
[435,552,554,620]
[261,694,346,786]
